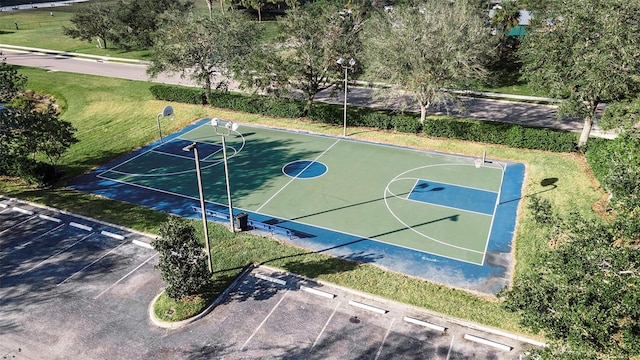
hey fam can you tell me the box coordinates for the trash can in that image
[234,212,248,231]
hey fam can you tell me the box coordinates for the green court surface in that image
[97,120,510,265]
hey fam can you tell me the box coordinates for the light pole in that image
[156,105,174,143]
[211,118,239,233]
[182,142,213,273]
[337,58,356,137]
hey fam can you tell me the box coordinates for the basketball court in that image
[70,118,525,294]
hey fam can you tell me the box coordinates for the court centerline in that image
[254,139,341,213]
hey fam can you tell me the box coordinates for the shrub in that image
[150,83,579,152]
[423,118,577,152]
[527,195,555,225]
[149,84,205,105]
[152,217,212,300]
[360,112,393,129]
[392,115,421,133]
[308,103,343,124]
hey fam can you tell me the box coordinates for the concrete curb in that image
[255,264,547,348]
[148,265,256,329]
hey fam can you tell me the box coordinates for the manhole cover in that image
[166,309,175,316]
[349,316,360,324]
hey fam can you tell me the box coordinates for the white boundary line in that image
[57,241,128,286]
[445,336,455,360]
[383,163,507,264]
[98,121,245,178]
[481,161,507,265]
[241,290,289,350]
[7,223,66,256]
[23,233,94,274]
[94,252,158,299]
[0,215,38,235]
[375,318,396,360]
[281,159,329,180]
[255,139,341,213]
[390,176,495,217]
[310,301,340,350]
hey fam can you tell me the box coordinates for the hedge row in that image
[150,84,577,152]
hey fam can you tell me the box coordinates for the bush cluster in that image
[150,84,578,152]
[422,118,577,152]
[0,156,57,187]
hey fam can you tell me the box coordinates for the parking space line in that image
[310,301,340,350]
[57,241,128,286]
[240,290,289,351]
[375,318,396,360]
[7,223,66,255]
[94,252,158,299]
[0,215,38,235]
[23,233,95,274]
[446,336,455,360]
[0,202,7,208]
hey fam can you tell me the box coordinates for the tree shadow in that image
[499,177,558,205]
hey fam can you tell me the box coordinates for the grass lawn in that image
[0,66,604,337]
[0,1,280,59]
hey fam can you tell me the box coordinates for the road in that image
[1,46,612,136]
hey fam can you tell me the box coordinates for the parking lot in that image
[0,197,543,359]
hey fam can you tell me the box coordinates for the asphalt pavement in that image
[0,196,544,359]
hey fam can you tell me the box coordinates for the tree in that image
[148,12,261,104]
[519,0,640,147]
[29,104,79,176]
[490,0,521,34]
[490,0,521,54]
[63,3,115,49]
[110,0,193,50]
[501,132,640,358]
[152,217,212,300]
[241,0,269,22]
[0,60,27,104]
[501,210,640,358]
[600,96,640,133]
[241,4,365,115]
[364,0,496,123]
